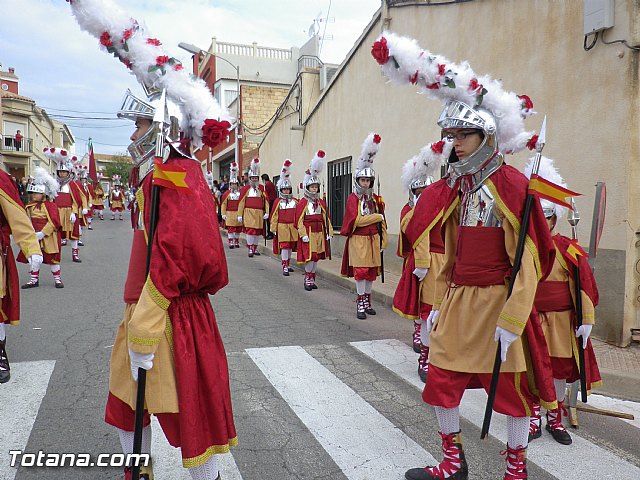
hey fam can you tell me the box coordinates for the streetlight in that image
[178,42,241,178]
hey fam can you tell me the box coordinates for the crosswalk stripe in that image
[351,339,640,479]
[0,360,56,480]
[151,417,244,479]
[247,345,437,480]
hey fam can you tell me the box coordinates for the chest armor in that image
[306,201,322,216]
[359,196,375,216]
[228,190,240,201]
[459,184,502,227]
[60,184,70,194]
[247,187,261,198]
[279,199,296,210]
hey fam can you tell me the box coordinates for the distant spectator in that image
[14,130,23,151]
[262,173,277,240]
[242,172,249,186]
[219,174,229,193]
[17,177,28,205]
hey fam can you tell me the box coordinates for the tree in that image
[103,154,132,185]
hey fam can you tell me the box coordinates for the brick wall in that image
[241,85,289,154]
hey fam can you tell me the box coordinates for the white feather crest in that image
[523,155,568,219]
[356,132,381,172]
[373,31,535,155]
[400,140,451,191]
[276,159,293,189]
[43,147,72,169]
[304,150,327,186]
[229,161,239,181]
[67,0,231,150]
[32,166,60,199]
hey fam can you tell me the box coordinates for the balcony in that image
[224,90,238,108]
[1,135,32,154]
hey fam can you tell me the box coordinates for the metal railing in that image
[216,40,292,60]
[1,135,32,153]
[224,89,238,107]
[298,55,323,72]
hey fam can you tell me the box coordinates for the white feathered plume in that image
[43,147,73,171]
[32,166,60,199]
[276,159,293,189]
[400,140,452,192]
[356,133,381,173]
[303,150,327,187]
[371,31,537,155]
[67,0,232,150]
[229,162,239,182]
[523,156,568,219]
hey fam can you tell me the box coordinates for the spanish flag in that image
[153,157,189,191]
[566,239,588,267]
[528,174,581,209]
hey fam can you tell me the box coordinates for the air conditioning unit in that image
[320,64,339,91]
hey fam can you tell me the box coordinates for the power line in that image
[48,114,125,121]
[41,105,118,115]
[74,137,130,147]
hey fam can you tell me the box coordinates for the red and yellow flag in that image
[153,157,189,191]
[528,174,581,209]
[566,239,587,267]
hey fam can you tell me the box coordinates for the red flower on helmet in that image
[49,148,55,153]
[468,78,483,94]
[146,38,161,46]
[526,135,539,151]
[201,119,231,148]
[438,64,446,76]
[431,140,445,154]
[100,31,113,49]
[122,28,134,42]
[60,150,67,156]
[373,134,381,144]
[122,58,133,70]
[317,150,326,158]
[371,37,390,65]
[410,71,419,85]
[173,63,184,71]
[284,159,292,167]
[518,94,534,111]
[156,55,170,66]
[43,147,48,152]
[426,82,440,90]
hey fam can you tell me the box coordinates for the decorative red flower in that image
[72,156,78,161]
[438,64,446,76]
[155,55,170,66]
[518,94,534,111]
[173,63,184,71]
[430,140,445,154]
[100,31,113,49]
[317,150,326,158]
[371,37,390,65]
[60,150,67,156]
[201,119,231,148]
[410,71,419,85]
[426,82,440,90]
[468,78,483,94]
[284,160,292,167]
[43,147,48,152]
[122,28,134,41]
[373,134,381,144]
[49,148,55,153]
[146,38,161,46]
[526,134,539,151]
[253,158,259,163]
[122,58,133,70]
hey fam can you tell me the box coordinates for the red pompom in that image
[373,134,381,144]
[284,160,292,167]
[253,158,259,163]
[60,150,67,156]
[518,94,534,111]
[155,55,169,66]
[430,140,445,154]
[371,37,390,65]
[49,148,55,153]
[99,31,112,49]
[317,150,326,158]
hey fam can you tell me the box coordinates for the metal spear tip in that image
[568,197,580,226]
[536,115,547,153]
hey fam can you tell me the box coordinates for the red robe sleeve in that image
[339,193,359,237]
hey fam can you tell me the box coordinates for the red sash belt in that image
[245,196,264,209]
[430,223,445,254]
[304,214,324,233]
[278,207,296,224]
[55,192,72,208]
[124,230,147,304]
[353,224,379,236]
[452,226,510,286]
[535,281,573,312]
[31,217,48,231]
[226,199,239,212]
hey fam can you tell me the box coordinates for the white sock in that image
[281,249,290,261]
[554,378,566,403]
[356,280,366,295]
[31,262,41,273]
[51,265,61,274]
[304,262,314,273]
[71,240,79,249]
[506,415,529,448]
[364,280,373,294]
[0,323,5,341]
[434,406,460,434]
[311,261,317,273]
[117,426,151,455]
[188,455,219,480]
[246,234,258,245]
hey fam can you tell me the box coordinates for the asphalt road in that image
[1,212,639,480]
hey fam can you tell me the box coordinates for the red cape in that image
[396,203,413,260]
[340,193,385,277]
[553,234,599,306]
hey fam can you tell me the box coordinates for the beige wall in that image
[259,0,640,345]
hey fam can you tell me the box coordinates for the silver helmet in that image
[247,158,261,187]
[438,100,500,176]
[354,133,381,197]
[410,176,434,193]
[27,182,46,195]
[277,159,293,199]
[303,150,326,200]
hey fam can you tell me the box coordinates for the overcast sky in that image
[0,0,380,156]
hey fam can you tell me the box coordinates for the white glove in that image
[70,212,77,223]
[263,213,269,220]
[413,267,428,282]
[237,216,243,223]
[129,349,154,382]
[82,208,89,215]
[35,231,45,241]
[326,235,333,241]
[380,248,385,253]
[421,309,439,346]
[29,254,43,271]
[575,324,593,349]
[88,203,92,208]
[495,326,519,363]
[302,235,310,243]
[222,215,227,221]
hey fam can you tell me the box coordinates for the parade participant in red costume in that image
[373,32,557,479]
[79,165,95,231]
[72,161,90,245]
[18,167,64,289]
[340,133,388,319]
[270,159,298,276]
[0,154,42,383]
[237,158,269,257]
[296,150,333,291]
[110,176,125,221]
[393,140,451,382]
[93,182,106,220]
[49,149,83,263]
[524,157,601,445]
[220,162,242,249]
[68,0,237,477]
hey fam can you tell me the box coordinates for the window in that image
[328,156,352,230]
